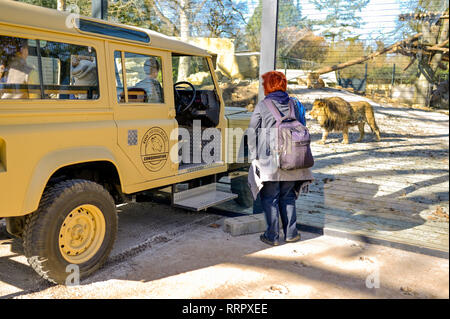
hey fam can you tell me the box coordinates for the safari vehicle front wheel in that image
[23,179,118,284]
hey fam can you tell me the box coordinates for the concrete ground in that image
[0,202,448,299]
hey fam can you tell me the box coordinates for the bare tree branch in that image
[147,0,179,35]
[191,0,208,18]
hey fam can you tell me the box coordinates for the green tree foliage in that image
[277,28,329,69]
[324,39,368,78]
[135,0,247,39]
[245,0,305,51]
[106,0,163,32]
[66,0,91,16]
[309,0,369,43]
[16,0,248,40]
[16,0,91,15]
[15,0,58,9]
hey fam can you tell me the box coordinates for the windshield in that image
[172,55,215,91]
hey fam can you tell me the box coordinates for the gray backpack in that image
[264,99,314,170]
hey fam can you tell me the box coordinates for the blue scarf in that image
[265,90,290,105]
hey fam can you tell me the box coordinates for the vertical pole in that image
[391,63,396,98]
[92,0,108,20]
[364,62,368,93]
[258,0,279,101]
[56,0,66,11]
[284,58,287,76]
[337,61,341,87]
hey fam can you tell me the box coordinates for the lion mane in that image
[311,97,353,131]
[310,96,381,144]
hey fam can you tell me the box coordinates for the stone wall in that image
[184,37,259,80]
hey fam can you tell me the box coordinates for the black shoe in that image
[260,234,280,246]
[285,234,301,243]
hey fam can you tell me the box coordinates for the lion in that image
[306,72,325,89]
[310,97,381,144]
[150,136,163,152]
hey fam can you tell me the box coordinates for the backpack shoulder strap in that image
[263,99,283,123]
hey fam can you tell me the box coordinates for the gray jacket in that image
[247,98,314,198]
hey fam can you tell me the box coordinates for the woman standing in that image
[248,71,313,246]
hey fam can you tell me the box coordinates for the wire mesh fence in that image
[276,0,449,108]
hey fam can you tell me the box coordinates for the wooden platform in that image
[216,97,449,258]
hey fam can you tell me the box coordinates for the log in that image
[428,39,449,52]
[403,57,417,71]
[427,46,449,53]
[312,33,423,75]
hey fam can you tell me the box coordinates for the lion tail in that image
[363,102,381,139]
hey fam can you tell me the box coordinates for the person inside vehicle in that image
[135,57,163,103]
[1,38,39,99]
[0,63,5,81]
[71,55,98,99]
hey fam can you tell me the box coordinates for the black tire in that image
[23,179,118,284]
[230,175,253,208]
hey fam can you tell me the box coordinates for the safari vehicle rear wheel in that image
[23,179,118,284]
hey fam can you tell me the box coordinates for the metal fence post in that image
[92,0,108,20]
[390,63,396,97]
[364,62,368,93]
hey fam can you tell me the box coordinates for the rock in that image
[186,72,212,85]
[359,256,374,263]
[268,284,289,295]
[400,286,416,296]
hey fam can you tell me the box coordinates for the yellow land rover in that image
[0,1,251,284]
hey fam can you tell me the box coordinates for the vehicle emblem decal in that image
[140,127,169,172]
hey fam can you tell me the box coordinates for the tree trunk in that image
[177,0,191,82]
[430,19,449,73]
[57,0,66,11]
[415,73,430,106]
[416,18,449,106]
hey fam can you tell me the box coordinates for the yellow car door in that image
[108,43,178,182]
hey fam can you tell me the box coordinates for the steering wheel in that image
[174,81,196,114]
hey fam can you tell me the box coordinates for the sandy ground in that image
[0,202,448,299]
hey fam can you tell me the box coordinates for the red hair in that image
[262,71,287,96]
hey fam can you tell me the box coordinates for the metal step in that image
[172,183,238,211]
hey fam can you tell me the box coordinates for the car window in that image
[39,40,99,100]
[0,35,99,100]
[0,35,41,99]
[115,51,164,104]
[172,55,215,91]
